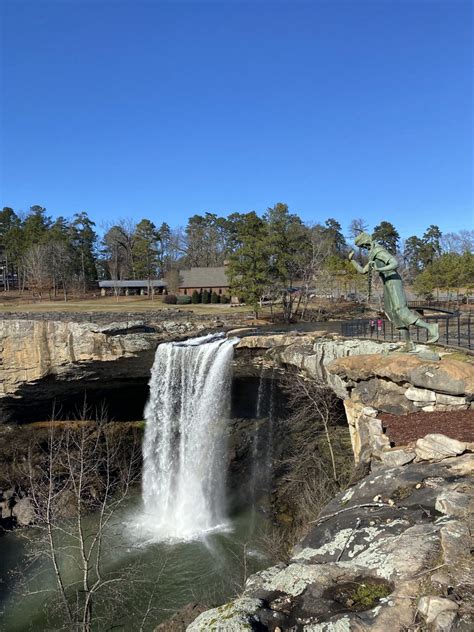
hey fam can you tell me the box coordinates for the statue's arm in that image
[348,251,370,274]
[374,254,399,272]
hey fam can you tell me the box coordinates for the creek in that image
[0,495,271,631]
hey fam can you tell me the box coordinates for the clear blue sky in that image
[1,0,472,239]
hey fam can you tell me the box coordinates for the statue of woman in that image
[349,232,439,349]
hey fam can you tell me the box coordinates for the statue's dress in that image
[369,244,418,329]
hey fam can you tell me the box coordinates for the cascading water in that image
[139,333,238,541]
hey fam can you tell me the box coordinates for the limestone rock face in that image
[187,455,474,631]
[0,316,221,420]
[328,354,474,397]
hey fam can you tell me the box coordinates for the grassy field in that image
[0,293,254,315]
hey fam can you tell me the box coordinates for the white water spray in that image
[139,333,238,541]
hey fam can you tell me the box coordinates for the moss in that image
[349,582,392,609]
[326,578,394,612]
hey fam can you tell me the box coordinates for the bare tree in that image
[269,371,353,552]
[24,243,53,300]
[15,416,144,631]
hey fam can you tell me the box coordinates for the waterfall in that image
[140,333,238,541]
[250,366,276,511]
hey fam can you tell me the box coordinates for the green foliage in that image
[372,220,399,254]
[132,219,160,280]
[413,251,474,299]
[404,224,443,278]
[176,295,192,304]
[210,291,220,303]
[220,294,229,304]
[226,211,270,317]
[201,289,210,304]
[191,289,201,303]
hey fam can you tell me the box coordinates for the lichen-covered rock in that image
[190,455,473,631]
[415,434,466,461]
[418,595,458,624]
[378,449,416,467]
[186,598,262,631]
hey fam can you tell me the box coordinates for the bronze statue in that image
[349,232,439,350]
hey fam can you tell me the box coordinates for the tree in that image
[227,212,270,317]
[348,218,369,241]
[23,205,52,247]
[0,207,22,290]
[348,218,369,263]
[423,225,442,263]
[71,212,98,292]
[183,213,231,267]
[265,203,312,322]
[323,218,346,256]
[17,418,143,631]
[24,244,53,300]
[372,221,399,254]
[133,219,160,295]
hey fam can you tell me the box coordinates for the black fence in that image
[341,311,473,351]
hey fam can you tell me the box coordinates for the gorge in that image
[0,313,473,631]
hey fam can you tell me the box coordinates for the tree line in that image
[0,204,472,306]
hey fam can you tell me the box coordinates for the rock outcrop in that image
[188,453,474,631]
[0,314,242,421]
[188,333,474,631]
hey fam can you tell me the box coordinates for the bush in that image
[191,290,201,304]
[202,290,210,304]
[163,294,177,304]
[211,291,220,304]
[220,294,230,304]
[177,295,192,305]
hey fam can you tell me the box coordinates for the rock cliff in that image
[0,314,236,421]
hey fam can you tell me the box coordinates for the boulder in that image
[415,434,466,462]
[12,497,35,525]
[418,596,458,624]
[328,354,474,397]
[405,386,436,403]
[379,449,416,467]
[435,491,469,518]
[186,598,262,631]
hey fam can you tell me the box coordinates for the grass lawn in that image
[0,293,254,315]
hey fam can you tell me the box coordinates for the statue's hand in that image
[348,250,355,261]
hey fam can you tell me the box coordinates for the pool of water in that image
[0,494,272,631]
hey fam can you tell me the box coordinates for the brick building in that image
[177,266,230,297]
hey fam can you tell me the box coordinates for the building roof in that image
[178,266,229,288]
[99,279,166,288]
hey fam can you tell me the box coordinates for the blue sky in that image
[1,0,472,239]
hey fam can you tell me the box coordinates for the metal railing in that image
[341,312,473,351]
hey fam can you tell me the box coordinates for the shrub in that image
[221,294,230,304]
[163,294,177,304]
[177,295,192,305]
[191,290,201,304]
[202,290,210,304]
[211,291,220,304]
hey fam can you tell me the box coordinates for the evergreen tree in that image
[23,205,52,247]
[372,221,400,254]
[265,203,312,321]
[133,219,160,284]
[227,212,270,317]
[71,212,98,291]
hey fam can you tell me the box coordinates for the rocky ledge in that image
[0,315,244,421]
[188,451,473,631]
